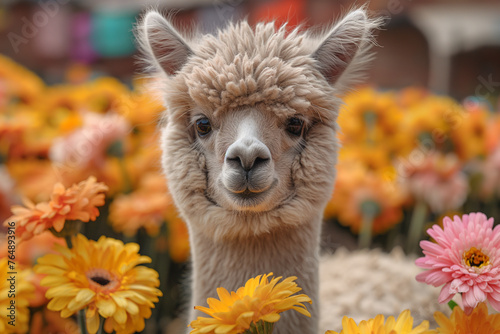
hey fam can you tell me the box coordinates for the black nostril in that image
[225,156,269,172]
[225,140,272,172]
[226,156,242,167]
[253,157,269,168]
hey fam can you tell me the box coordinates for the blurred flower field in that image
[0,53,499,333]
[326,85,500,251]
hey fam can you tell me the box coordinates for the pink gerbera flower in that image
[415,212,500,314]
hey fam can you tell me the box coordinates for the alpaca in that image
[139,8,381,333]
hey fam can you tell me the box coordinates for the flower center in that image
[86,268,119,292]
[463,247,490,268]
[91,276,111,286]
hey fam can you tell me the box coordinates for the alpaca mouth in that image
[228,187,270,205]
[230,189,267,201]
[225,179,278,209]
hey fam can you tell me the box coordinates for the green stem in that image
[359,213,375,249]
[406,200,428,254]
[107,140,132,194]
[65,236,73,249]
[78,309,88,334]
[119,158,132,194]
[358,200,380,249]
[244,320,275,334]
[97,315,105,334]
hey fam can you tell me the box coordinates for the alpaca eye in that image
[286,117,304,136]
[196,118,212,137]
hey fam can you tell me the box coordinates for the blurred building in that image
[0,0,499,101]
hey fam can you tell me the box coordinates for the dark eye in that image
[286,117,304,136]
[196,118,212,137]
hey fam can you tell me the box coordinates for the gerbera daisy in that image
[325,310,430,334]
[109,173,173,237]
[48,176,108,232]
[109,190,170,236]
[326,161,404,235]
[3,176,108,241]
[34,234,162,334]
[416,212,500,314]
[430,302,500,334]
[49,111,130,169]
[338,87,403,146]
[0,258,34,333]
[399,152,468,214]
[189,273,312,334]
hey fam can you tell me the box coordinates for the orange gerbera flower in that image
[326,309,431,334]
[3,176,108,241]
[325,161,405,235]
[430,302,500,334]
[49,176,108,231]
[109,173,173,237]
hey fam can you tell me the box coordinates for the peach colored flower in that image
[109,191,171,237]
[50,112,130,169]
[3,176,108,241]
[399,152,468,214]
[109,173,173,237]
[477,145,500,199]
[416,213,500,314]
[48,176,108,231]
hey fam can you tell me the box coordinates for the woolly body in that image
[139,8,381,333]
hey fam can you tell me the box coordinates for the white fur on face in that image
[140,7,382,241]
[197,108,300,213]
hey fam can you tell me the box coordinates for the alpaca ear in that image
[141,11,193,76]
[313,9,373,85]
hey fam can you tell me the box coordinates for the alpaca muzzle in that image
[222,136,275,196]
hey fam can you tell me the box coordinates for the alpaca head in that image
[139,9,380,241]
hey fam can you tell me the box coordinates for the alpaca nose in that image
[225,138,271,172]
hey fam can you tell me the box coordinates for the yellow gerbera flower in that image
[0,258,34,333]
[189,273,312,334]
[34,234,162,334]
[326,310,431,334]
[429,303,500,334]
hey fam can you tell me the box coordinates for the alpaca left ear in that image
[140,11,193,76]
[313,9,374,85]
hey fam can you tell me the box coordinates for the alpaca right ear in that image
[141,11,193,76]
[312,8,379,86]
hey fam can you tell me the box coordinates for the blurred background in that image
[1,0,500,97]
[1,0,500,333]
